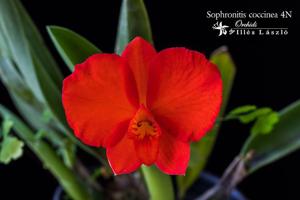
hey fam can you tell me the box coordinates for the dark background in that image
[0,0,299,199]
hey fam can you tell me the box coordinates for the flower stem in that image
[142,166,175,200]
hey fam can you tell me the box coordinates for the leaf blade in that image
[0,105,93,200]
[250,111,279,136]
[227,105,257,118]
[0,55,49,131]
[0,136,24,164]
[0,0,67,129]
[115,0,153,54]
[47,26,101,71]
[242,100,300,173]
[14,1,63,88]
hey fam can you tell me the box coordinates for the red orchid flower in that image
[62,37,222,175]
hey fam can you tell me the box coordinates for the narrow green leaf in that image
[0,136,24,164]
[14,1,63,88]
[115,0,153,54]
[42,108,53,123]
[210,47,236,107]
[2,119,13,138]
[177,46,236,197]
[0,0,42,100]
[0,0,67,130]
[239,107,272,124]
[227,105,257,118]
[1,32,107,165]
[32,52,67,126]
[0,105,94,200]
[59,139,76,168]
[0,0,62,98]
[225,105,279,136]
[35,130,47,140]
[0,56,48,130]
[250,112,279,136]
[47,26,101,71]
[0,24,9,56]
[242,100,300,173]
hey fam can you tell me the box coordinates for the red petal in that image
[134,138,159,166]
[155,131,190,175]
[147,48,222,142]
[122,37,157,104]
[62,54,137,147]
[107,135,141,175]
[127,105,161,165]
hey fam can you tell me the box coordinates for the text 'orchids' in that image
[62,37,222,175]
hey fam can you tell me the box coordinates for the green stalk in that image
[61,125,108,167]
[0,105,94,200]
[142,166,175,200]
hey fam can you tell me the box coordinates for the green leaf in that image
[0,56,48,131]
[210,47,236,108]
[239,108,272,123]
[0,0,42,100]
[225,105,279,135]
[47,26,101,71]
[0,24,9,56]
[225,105,275,124]
[0,0,67,130]
[242,100,300,173]
[14,1,63,88]
[250,112,279,136]
[227,105,257,118]
[0,136,24,164]
[115,0,153,54]
[1,13,107,164]
[0,0,62,98]
[177,46,236,197]
[0,55,106,164]
[58,139,76,168]
[42,109,53,123]
[0,105,94,200]
[2,119,13,138]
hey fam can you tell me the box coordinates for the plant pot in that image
[53,172,246,200]
[185,172,247,200]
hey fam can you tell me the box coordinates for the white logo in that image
[212,21,229,36]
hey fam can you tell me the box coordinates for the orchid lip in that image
[128,105,161,140]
